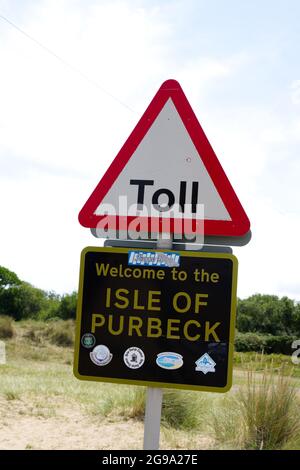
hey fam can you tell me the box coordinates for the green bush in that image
[235,332,296,355]
[0,315,14,338]
[264,335,297,355]
[37,294,60,321]
[235,332,266,352]
[56,292,77,320]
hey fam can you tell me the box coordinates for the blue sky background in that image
[0,0,299,298]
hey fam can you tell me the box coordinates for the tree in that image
[237,294,299,336]
[56,292,77,319]
[0,266,21,289]
[292,303,300,335]
[0,282,48,320]
[279,296,295,335]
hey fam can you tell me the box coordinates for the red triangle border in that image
[79,79,250,237]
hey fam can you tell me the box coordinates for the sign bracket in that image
[103,237,233,254]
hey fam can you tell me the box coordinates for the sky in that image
[0,0,299,299]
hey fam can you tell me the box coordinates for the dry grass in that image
[212,361,300,449]
[44,320,74,347]
[0,315,14,339]
[239,365,300,449]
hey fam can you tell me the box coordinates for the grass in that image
[0,320,300,450]
[4,390,21,401]
[100,387,207,430]
[0,315,15,339]
[211,396,242,447]
[212,363,300,449]
[239,365,300,449]
[162,390,206,430]
[234,351,300,377]
[99,386,146,419]
[18,319,75,348]
[44,320,74,347]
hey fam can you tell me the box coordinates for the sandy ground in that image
[0,396,213,450]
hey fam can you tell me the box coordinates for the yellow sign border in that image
[73,246,238,393]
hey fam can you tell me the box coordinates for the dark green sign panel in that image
[74,247,238,392]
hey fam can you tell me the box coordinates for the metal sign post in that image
[143,387,163,450]
[143,234,172,450]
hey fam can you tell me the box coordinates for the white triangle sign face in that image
[79,80,250,237]
[95,99,230,221]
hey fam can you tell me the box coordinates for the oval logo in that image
[156,352,183,370]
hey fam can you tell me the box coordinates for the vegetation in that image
[44,320,75,347]
[1,264,299,449]
[234,351,300,377]
[101,386,146,420]
[212,360,300,449]
[1,321,299,450]
[235,295,300,354]
[0,265,300,356]
[0,315,14,339]
[235,331,297,355]
[55,292,77,320]
[161,390,204,430]
[0,265,77,322]
[238,365,299,449]
[0,266,21,289]
[0,321,299,449]
[237,294,300,336]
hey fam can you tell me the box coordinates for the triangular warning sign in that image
[79,79,250,237]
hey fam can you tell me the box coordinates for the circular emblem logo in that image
[90,345,112,366]
[81,333,96,349]
[156,352,183,370]
[123,347,145,369]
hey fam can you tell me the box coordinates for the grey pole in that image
[143,387,163,450]
[143,233,172,450]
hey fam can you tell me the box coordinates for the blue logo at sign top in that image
[128,251,180,268]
